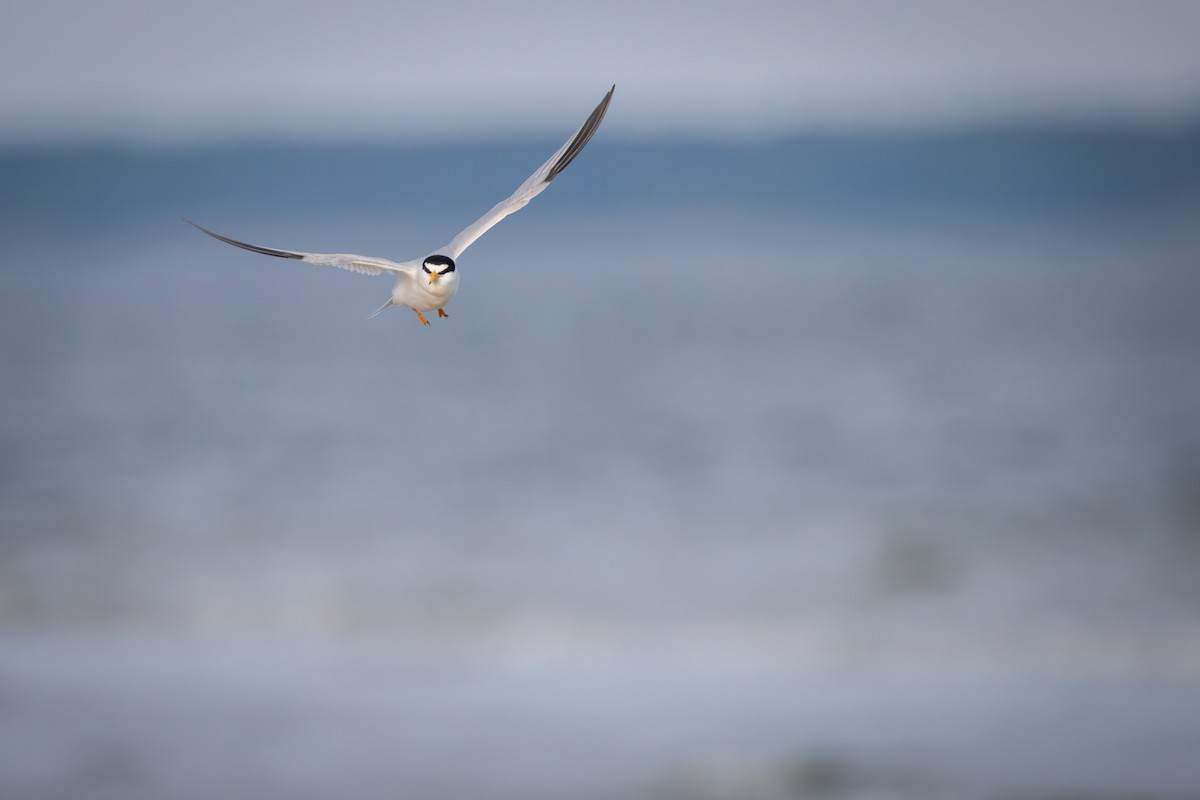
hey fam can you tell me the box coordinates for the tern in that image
[189,85,614,326]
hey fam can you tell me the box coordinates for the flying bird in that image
[189,85,614,326]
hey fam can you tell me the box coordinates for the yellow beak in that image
[428,271,441,284]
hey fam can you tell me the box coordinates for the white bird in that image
[189,85,614,326]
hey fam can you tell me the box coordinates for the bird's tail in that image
[368,298,395,319]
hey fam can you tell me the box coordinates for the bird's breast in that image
[395,274,459,311]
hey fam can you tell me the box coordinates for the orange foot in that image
[413,309,430,326]
[437,308,449,318]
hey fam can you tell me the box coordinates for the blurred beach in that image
[2,130,1200,798]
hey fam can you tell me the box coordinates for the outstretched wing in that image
[187,221,415,277]
[435,85,614,262]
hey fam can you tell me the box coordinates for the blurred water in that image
[1,134,1199,798]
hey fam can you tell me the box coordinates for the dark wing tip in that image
[545,85,615,183]
[186,220,304,260]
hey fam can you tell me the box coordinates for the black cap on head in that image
[423,254,456,274]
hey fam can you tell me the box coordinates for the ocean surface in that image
[2,129,1200,798]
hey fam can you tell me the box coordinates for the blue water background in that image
[2,129,1199,798]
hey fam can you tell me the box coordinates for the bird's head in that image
[422,254,457,288]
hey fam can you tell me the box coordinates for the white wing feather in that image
[189,86,613,276]
[187,221,415,277]
[436,85,614,262]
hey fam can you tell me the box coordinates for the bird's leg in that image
[437,308,449,318]
[413,309,430,326]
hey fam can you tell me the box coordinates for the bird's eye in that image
[424,255,455,275]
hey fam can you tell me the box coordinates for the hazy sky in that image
[3,0,1200,143]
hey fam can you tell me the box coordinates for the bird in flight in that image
[189,85,614,326]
